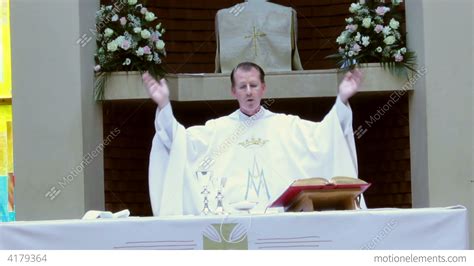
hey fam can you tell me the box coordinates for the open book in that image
[269,177,370,211]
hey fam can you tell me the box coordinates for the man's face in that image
[231,67,266,116]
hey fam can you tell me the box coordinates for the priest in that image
[143,62,363,216]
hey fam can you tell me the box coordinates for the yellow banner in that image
[0,0,11,98]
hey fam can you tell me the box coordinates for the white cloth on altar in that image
[149,97,364,216]
[0,207,468,250]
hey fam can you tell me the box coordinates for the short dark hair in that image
[230,62,265,87]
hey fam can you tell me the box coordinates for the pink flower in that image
[94,65,101,71]
[345,24,358,32]
[374,24,384,33]
[351,43,361,53]
[394,54,404,62]
[151,32,160,42]
[140,7,148,14]
[375,6,390,16]
[143,46,151,54]
[120,17,127,26]
[338,47,345,53]
[120,40,131,50]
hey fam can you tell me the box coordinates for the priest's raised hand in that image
[142,72,170,109]
[338,69,362,104]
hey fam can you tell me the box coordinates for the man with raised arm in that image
[143,62,363,216]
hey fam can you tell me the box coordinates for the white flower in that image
[94,65,101,72]
[336,36,345,44]
[361,36,370,47]
[123,58,131,66]
[141,29,151,39]
[128,0,137,5]
[140,7,148,14]
[384,35,396,45]
[147,55,153,61]
[355,32,361,42]
[115,35,125,44]
[155,23,162,30]
[382,26,391,36]
[348,51,355,57]
[349,3,361,13]
[145,12,157,22]
[336,32,349,44]
[104,28,114,37]
[389,18,400,29]
[105,5,112,11]
[362,17,372,28]
[136,47,144,56]
[153,53,162,64]
[155,40,165,50]
[376,46,383,53]
[111,14,118,22]
[133,27,142,33]
[392,0,403,6]
[345,17,353,23]
[107,41,118,52]
[400,47,407,54]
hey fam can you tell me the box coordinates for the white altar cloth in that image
[0,206,468,250]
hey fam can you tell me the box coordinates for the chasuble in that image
[149,97,365,216]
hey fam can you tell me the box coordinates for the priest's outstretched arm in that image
[288,69,366,207]
[143,73,215,215]
[332,70,367,207]
[336,69,362,138]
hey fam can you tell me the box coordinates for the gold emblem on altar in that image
[203,223,248,250]
[238,137,268,148]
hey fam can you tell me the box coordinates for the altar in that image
[0,206,468,250]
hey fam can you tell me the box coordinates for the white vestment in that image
[149,97,364,216]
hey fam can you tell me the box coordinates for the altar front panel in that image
[0,206,468,250]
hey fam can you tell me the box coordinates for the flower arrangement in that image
[328,0,416,77]
[94,0,166,100]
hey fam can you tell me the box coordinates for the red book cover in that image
[269,181,371,208]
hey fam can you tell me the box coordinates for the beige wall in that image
[406,0,473,248]
[11,0,103,220]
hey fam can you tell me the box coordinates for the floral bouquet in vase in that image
[328,0,416,77]
[94,0,166,100]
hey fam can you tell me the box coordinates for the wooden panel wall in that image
[101,0,355,72]
[157,0,355,72]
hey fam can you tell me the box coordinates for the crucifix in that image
[244,26,266,57]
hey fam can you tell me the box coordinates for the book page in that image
[292,177,329,186]
[330,176,367,185]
